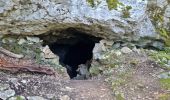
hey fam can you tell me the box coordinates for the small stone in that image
[18,38,26,45]
[65,87,73,92]
[115,51,122,56]
[21,80,27,84]
[27,96,47,100]
[0,89,15,99]
[42,45,57,59]
[158,72,170,79]
[112,43,121,49]
[151,41,164,50]
[0,83,9,91]
[121,47,132,54]
[9,96,25,100]
[9,78,18,84]
[46,94,55,99]
[60,95,70,100]
[2,37,17,43]
[167,60,170,65]
[26,37,41,43]
[100,40,113,46]
[77,64,90,79]
[0,1,5,7]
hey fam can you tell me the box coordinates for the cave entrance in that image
[42,28,101,79]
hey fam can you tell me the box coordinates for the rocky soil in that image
[0,36,169,100]
[0,70,113,100]
[0,47,169,100]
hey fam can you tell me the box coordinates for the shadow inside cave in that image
[47,28,101,79]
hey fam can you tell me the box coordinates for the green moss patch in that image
[160,78,170,90]
[86,0,95,7]
[158,93,170,100]
[106,0,123,10]
[122,6,132,18]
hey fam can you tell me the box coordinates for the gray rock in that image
[93,40,106,60]
[150,41,164,50]
[112,43,121,49]
[0,0,6,7]
[167,60,170,66]
[158,72,170,79]
[18,38,26,45]
[27,96,47,100]
[60,95,70,100]
[0,0,158,41]
[42,45,57,59]
[121,47,132,54]
[0,83,9,91]
[0,89,15,100]
[26,37,41,43]
[77,64,90,79]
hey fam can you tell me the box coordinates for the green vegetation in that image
[106,0,123,10]
[149,47,170,69]
[87,0,95,7]
[1,36,43,64]
[86,0,124,10]
[160,78,170,90]
[86,0,132,18]
[122,6,132,18]
[16,96,24,100]
[158,28,170,46]
[115,93,125,100]
[158,93,170,100]
[149,6,170,46]
[89,65,102,76]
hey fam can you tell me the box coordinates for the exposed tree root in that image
[0,58,55,75]
[0,47,24,59]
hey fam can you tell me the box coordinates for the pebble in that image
[168,60,170,64]
[27,96,47,100]
[42,45,57,59]
[112,43,121,49]
[0,89,15,99]
[21,80,27,84]
[26,37,41,43]
[0,83,9,91]
[158,71,170,79]
[18,38,26,45]
[121,47,132,54]
[60,95,70,100]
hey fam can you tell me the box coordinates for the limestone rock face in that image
[0,0,168,40]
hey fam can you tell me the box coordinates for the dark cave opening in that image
[46,28,101,79]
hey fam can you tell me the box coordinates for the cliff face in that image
[0,0,169,41]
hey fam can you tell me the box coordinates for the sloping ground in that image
[113,60,165,100]
[0,48,169,100]
[0,71,113,100]
[0,53,113,100]
[90,48,170,100]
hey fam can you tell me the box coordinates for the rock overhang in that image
[0,0,157,41]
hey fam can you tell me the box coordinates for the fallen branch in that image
[0,47,24,59]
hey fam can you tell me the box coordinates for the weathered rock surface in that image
[0,0,164,41]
